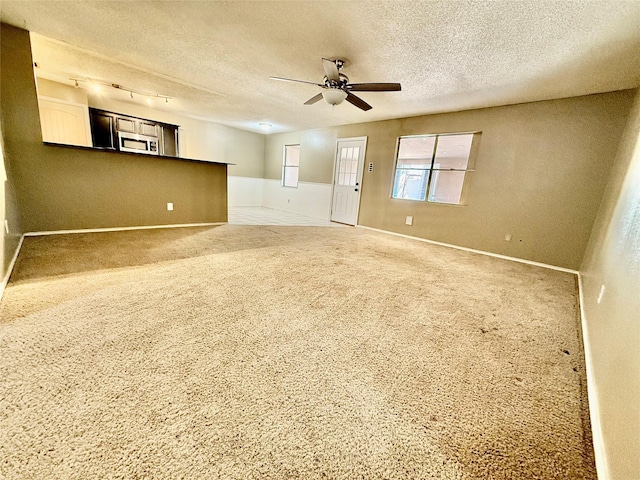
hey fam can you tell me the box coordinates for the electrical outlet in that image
[167,202,174,211]
[505,233,512,241]
[405,216,413,226]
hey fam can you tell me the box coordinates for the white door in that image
[331,137,367,225]
[38,97,92,147]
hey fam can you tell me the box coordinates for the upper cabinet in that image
[139,121,158,137]
[162,125,178,157]
[88,108,179,157]
[89,109,116,149]
[38,97,92,147]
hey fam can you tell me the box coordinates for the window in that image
[282,144,300,187]
[391,133,477,205]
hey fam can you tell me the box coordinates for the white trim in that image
[37,95,88,109]
[577,273,609,480]
[25,222,226,237]
[335,136,369,142]
[356,225,579,274]
[297,180,332,187]
[0,235,24,301]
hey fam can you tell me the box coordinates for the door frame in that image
[330,136,368,226]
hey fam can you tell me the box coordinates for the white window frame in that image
[391,132,479,205]
[282,144,300,188]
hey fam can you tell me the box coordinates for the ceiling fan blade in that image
[347,83,402,92]
[322,58,340,82]
[346,92,372,111]
[270,76,323,87]
[304,93,324,105]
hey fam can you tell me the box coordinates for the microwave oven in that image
[117,131,159,155]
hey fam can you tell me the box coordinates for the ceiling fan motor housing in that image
[324,73,349,88]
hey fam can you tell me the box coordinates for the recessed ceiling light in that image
[259,123,272,131]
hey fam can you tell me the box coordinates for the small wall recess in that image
[167,202,174,211]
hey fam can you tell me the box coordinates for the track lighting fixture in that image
[68,78,171,104]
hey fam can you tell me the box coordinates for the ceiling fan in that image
[270,58,401,111]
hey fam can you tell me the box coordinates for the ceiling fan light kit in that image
[322,89,347,105]
[270,58,401,111]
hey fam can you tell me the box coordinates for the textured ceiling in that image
[2,1,640,134]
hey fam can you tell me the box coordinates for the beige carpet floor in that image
[0,225,595,479]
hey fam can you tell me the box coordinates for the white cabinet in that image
[38,97,92,147]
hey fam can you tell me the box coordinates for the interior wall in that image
[0,121,23,282]
[263,129,337,216]
[34,77,266,178]
[1,23,227,233]
[580,90,640,480]
[265,91,634,269]
[36,77,88,104]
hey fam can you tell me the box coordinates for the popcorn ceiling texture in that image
[1,1,639,133]
[0,226,595,479]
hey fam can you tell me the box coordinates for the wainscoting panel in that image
[262,179,332,220]
[227,176,265,207]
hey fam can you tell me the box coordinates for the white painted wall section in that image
[227,176,265,207]
[262,179,332,220]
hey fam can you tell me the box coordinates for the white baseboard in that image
[0,234,24,301]
[577,273,609,480]
[24,222,226,237]
[356,225,579,274]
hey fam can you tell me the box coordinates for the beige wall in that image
[580,90,640,480]
[0,123,23,279]
[265,129,338,183]
[1,23,227,233]
[266,92,634,269]
[36,77,89,104]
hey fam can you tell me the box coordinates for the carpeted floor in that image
[0,225,595,479]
